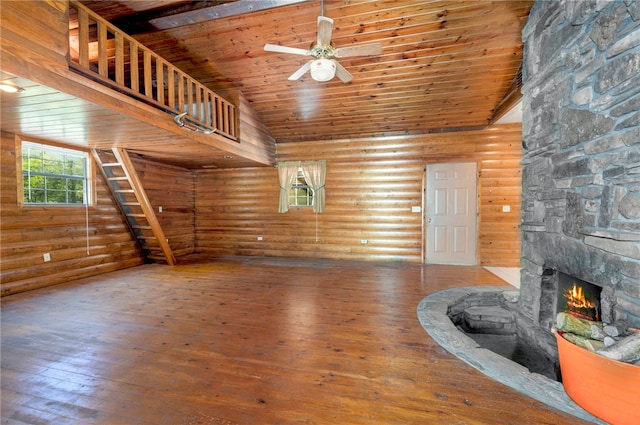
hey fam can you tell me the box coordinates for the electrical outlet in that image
[502,205,511,213]
[361,239,368,244]
[411,206,422,213]
[43,253,51,262]
[257,236,263,241]
[158,206,163,213]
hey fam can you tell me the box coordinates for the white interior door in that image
[425,162,478,265]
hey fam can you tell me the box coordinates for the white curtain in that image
[277,161,300,213]
[300,160,326,213]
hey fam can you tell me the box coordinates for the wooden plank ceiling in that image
[79,0,532,143]
[2,0,532,168]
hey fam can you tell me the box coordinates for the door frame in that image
[423,161,480,265]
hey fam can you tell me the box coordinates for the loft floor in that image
[1,256,592,424]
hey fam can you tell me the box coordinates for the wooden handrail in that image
[68,1,238,141]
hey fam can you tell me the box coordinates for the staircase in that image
[92,148,177,265]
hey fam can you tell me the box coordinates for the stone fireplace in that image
[519,0,640,359]
[418,3,638,421]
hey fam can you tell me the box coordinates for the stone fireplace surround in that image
[519,0,640,354]
[419,1,639,423]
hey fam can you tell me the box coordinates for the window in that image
[289,168,314,207]
[21,141,90,205]
[278,160,326,213]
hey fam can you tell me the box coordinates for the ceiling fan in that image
[264,9,381,83]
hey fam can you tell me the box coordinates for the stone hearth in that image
[417,287,606,424]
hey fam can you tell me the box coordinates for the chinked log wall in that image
[0,132,196,296]
[195,124,523,265]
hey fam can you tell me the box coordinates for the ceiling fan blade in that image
[317,16,334,47]
[332,60,353,83]
[264,44,310,56]
[288,61,313,80]
[335,43,382,58]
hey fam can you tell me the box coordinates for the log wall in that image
[131,156,196,258]
[0,132,143,296]
[195,124,523,265]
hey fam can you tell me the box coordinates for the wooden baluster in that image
[130,43,139,93]
[229,103,236,138]
[195,84,202,121]
[77,7,89,70]
[206,92,213,127]
[167,65,175,110]
[177,72,185,113]
[69,2,238,141]
[97,21,107,78]
[156,58,164,105]
[143,50,152,98]
[187,80,193,116]
[216,97,223,132]
[115,32,124,85]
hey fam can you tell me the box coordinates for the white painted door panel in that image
[425,162,477,265]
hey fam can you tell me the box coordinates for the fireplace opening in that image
[556,273,601,322]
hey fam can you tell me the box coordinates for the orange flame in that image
[564,283,595,309]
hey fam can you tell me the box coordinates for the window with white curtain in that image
[289,168,314,207]
[278,160,326,213]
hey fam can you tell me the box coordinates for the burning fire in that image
[564,283,596,309]
[563,282,599,321]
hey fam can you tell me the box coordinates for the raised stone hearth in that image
[417,287,606,424]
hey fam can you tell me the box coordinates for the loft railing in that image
[67,1,238,141]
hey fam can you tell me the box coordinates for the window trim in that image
[17,137,95,207]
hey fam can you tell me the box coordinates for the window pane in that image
[21,141,89,205]
[46,176,66,190]
[67,178,84,203]
[46,190,67,204]
[43,152,64,174]
[24,189,45,203]
[69,190,85,204]
[66,157,85,176]
[27,175,45,189]
[288,171,314,206]
[23,151,43,172]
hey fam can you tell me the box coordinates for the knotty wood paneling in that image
[195,124,522,266]
[0,132,143,296]
[126,0,533,142]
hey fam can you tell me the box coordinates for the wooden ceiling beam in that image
[148,0,308,30]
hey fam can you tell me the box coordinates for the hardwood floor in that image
[1,256,591,425]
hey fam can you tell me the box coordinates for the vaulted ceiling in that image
[79,0,533,143]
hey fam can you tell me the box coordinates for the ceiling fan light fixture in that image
[310,58,336,82]
[0,83,24,93]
